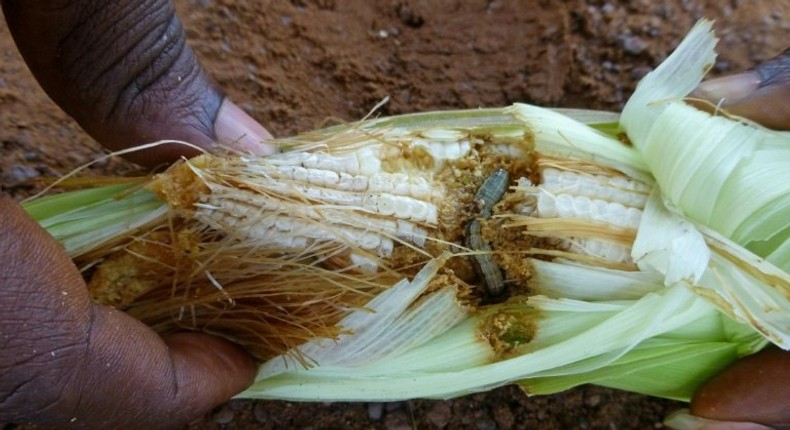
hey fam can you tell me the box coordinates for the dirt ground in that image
[1,1,788,429]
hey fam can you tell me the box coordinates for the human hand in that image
[1,0,275,168]
[0,1,269,428]
[0,197,256,429]
[668,49,790,430]
[693,48,790,131]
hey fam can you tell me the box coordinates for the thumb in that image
[693,48,790,130]
[2,0,275,167]
[73,306,257,430]
[0,195,256,429]
[689,347,790,428]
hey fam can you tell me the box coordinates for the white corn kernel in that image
[202,188,424,239]
[219,214,395,257]
[419,129,465,140]
[412,139,472,161]
[535,190,642,229]
[540,168,649,208]
[488,143,529,159]
[349,253,380,273]
[517,167,652,265]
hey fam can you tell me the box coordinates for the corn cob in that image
[24,20,790,404]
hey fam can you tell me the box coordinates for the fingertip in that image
[665,409,772,430]
[214,99,277,156]
[691,348,790,426]
[693,71,762,106]
[165,332,257,407]
[692,49,790,130]
[75,308,257,429]
[692,72,790,130]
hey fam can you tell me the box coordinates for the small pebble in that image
[426,402,452,428]
[23,151,39,161]
[227,399,247,412]
[585,394,601,407]
[623,35,648,55]
[6,165,39,182]
[211,405,234,425]
[253,402,269,424]
[368,402,384,421]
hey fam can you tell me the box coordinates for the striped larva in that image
[465,168,509,296]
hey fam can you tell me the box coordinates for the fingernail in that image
[664,409,774,430]
[693,71,762,105]
[214,99,277,156]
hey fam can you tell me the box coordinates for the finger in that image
[690,347,790,427]
[693,49,790,130]
[665,409,773,430]
[0,197,256,429]
[216,99,276,156]
[70,307,256,430]
[1,0,274,167]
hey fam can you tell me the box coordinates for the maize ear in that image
[25,21,790,404]
[64,104,658,361]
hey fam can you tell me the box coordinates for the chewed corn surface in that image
[88,112,652,360]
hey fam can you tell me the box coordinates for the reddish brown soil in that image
[1,1,788,429]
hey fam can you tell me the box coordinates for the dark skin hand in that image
[693,48,790,131]
[0,197,256,429]
[2,0,273,166]
[689,48,790,429]
[0,0,272,428]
